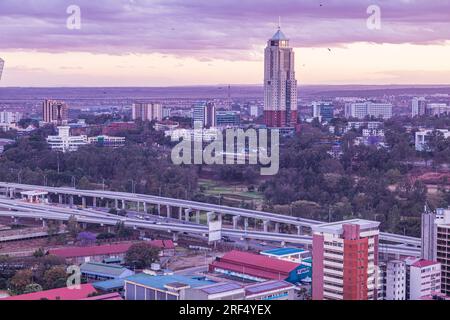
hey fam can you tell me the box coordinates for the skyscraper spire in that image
[278,16,281,30]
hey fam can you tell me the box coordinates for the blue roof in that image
[261,247,306,256]
[93,278,125,291]
[271,29,288,41]
[124,274,214,291]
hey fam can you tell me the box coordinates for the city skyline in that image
[0,0,450,87]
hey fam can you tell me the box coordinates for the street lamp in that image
[71,176,76,189]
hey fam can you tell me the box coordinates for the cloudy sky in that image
[0,0,449,87]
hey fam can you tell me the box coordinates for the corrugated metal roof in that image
[49,243,133,258]
[218,250,299,273]
[81,262,133,278]
[1,284,96,300]
[124,274,213,291]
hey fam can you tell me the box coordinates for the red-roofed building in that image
[209,250,302,283]
[1,284,96,300]
[404,257,441,300]
[148,240,175,256]
[48,243,133,264]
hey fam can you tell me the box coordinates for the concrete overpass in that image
[0,182,421,246]
[0,197,420,257]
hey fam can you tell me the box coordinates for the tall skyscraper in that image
[0,58,4,80]
[132,102,163,122]
[264,26,298,128]
[312,219,380,300]
[42,100,69,125]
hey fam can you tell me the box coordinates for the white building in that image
[385,260,406,300]
[427,103,450,116]
[421,208,450,296]
[0,111,22,124]
[87,135,125,148]
[404,257,441,300]
[47,127,125,152]
[345,102,392,119]
[412,97,427,117]
[415,129,450,151]
[47,126,87,153]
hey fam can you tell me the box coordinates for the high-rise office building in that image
[215,111,240,128]
[42,100,69,125]
[345,102,392,119]
[132,102,163,122]
[412,97,427,117]
[264,26,297,128]
[192,102,216,128]
[312,219,380,300]
[421,207,450,295]
[0,58,4,80]
[312,102,334,122]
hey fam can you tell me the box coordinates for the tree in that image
[33,248,45,258]
[67,215,80,237]
[9,269,33,295]
[114,221,132,238]
[125,242,160,270]
[23,283,43,294]
[42,266,68,290]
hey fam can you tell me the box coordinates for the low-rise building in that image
[124,274,214,300]
[415,129,450,151]
[244,280,296,300]
[1,284,96,300]
[80,262,134,282]
[48,243,133,264]
[209,250,304,284]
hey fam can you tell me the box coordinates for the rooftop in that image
[271,29,288,41]
[80,262,134,278]
[312,219,380,235]
[260,247,307,257]
[245,280,294,296]
[198,282,243,295]
[124,273,214,291]
[2,284,96,300]
[48,243,133,258]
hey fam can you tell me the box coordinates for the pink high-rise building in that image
[312,219,380,300]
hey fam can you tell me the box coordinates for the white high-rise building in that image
[421,207,450,296]
[345,102,392,119]
[412,97,427,117]
[385,260,406,300]
[264,26,297,128]
[132,102,163,122]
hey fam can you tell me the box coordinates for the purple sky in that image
[0,0,449,86]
